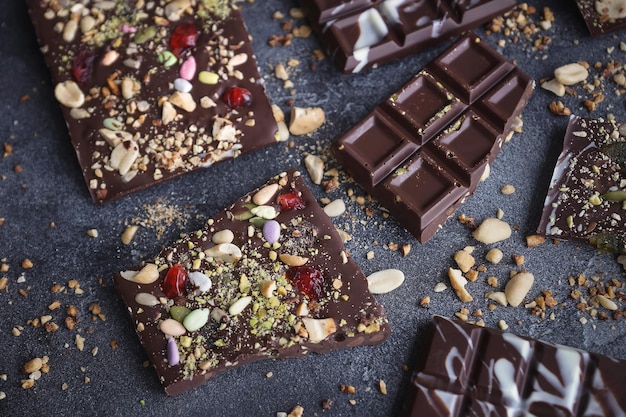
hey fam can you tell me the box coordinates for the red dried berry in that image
[71,50,96,85]
[222,86,253,108]
[169,23,199,57]
[285,265,324,301]
[277,192,306,210]
[161,264,188,299]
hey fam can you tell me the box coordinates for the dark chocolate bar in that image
[333,32,534,242]
[538,116,626,253]
[401,315,626,416]
[113,168,391,395]
[27,0,278,203]
[575,0,626,37]
[299,0,515,73]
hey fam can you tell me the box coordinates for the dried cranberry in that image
[169,23,199,57]
[277,192,306,210]
[161,264,188,299]
[286,265,324,301]
[222,86,253,108]
[71,50,96,85]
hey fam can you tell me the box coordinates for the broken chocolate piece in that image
[575,0,626,37]
[333,32,534,242]
[402,316,626,416]
[299,0,516,73]
[113,169,391,395]
[27,0,278,203]
[538,116,626,252]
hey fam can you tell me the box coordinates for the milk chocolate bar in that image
[333,33,534,242]
[575,0,626,37]
[299,0,515,73]
[27,0,278,203]
[113,169,391,395]
[538,116,626,253]
[401,315,626,416]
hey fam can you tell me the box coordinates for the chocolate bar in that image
[299,0,515,73]
[575,0,626,37]
[538,116,626,253]
[27,0,278,203]
[332,32,534,242]
[113,168,391,395]
[401,315,626,416]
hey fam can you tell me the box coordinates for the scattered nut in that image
[366,269,405,294]
[304,154,324,185]
[289,106,325,135]
[504,271,535,307]
[472,218,512,244]
[554,62,588,85]
[448,268,473,302]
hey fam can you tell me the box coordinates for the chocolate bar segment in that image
[538,116,626,253]
[299,0,516,73]
[401,316,626,416]
[113,169,391,395]
[333,33,534,242]
[27,1,278,203]
[575,0,626,37]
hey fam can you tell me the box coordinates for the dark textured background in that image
[1,0,625,416]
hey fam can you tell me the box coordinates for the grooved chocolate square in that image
[333,32,534,242]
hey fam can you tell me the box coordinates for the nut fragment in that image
[448,268,473,302]
[302,317,336,342]
[23,358,43,374]
[279,253,309,266]
[304,154,324,185]
[54,80,85,108]
[289,107,325,135]
[554,63,589,86]
[485,248,504,264]
[504,271,535,307]
[252,183,279,206]
[205,243,242,263]
[472,218,512,244]
[453,248,475,273]
[120,263,159,284]
[323,199,346,218]
[540,78,566,97]
[121,225,138,245]
[366,269,405,294]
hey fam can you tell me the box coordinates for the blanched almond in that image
[366,269,405,294]
[504,271,534,307]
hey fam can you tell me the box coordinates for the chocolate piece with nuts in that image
[538,116,626,253]
[575,0,626,36]
[27,0,278,203]
[113,169,391,395]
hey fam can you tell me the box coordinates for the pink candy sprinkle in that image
[179,56,196,81]
[119,23,136,34]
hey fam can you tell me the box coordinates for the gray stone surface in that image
[1,1,625,416]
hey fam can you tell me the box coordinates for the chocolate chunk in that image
[538,116,626,253]
[333,33,534,242]
[299,0,516,73]
[113,169,391,395]
[575,0,626,37]
[27,1,278,203]
[401,315,626,416]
